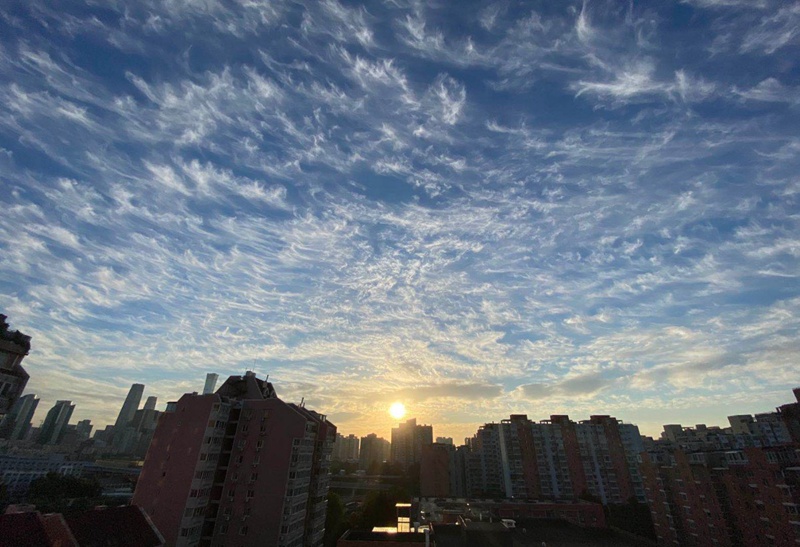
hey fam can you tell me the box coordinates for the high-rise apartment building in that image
[359,433,390,470]
[37,400,75,445]
[0,315,32,418]
[420,442,456,497]
[641,445,800,546]
[132,372,336,547]
[435,436,453,445]
[0,393,39,440]
[332,433,360,462]
[641,387,800,546]
[464,414,645,504]
[144,396,158,411]
[390,418,433,467]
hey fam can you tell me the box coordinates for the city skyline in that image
[1,0,799,444]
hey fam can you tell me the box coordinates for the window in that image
[250,472,258,482]
[247,489,255,500]
[239,526,248,536]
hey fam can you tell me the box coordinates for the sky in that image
[1,0,799,443]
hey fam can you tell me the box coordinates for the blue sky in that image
[1,0,799,441]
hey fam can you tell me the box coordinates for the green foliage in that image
[27,473,105,515]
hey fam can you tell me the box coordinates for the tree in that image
[27,473,104,515]
[356,486,410,530]
[324,492,347,547]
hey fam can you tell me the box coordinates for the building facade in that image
[464,414,645,504]
[0,314,32,418]
[641,446,800,546]
[132,372,335,547]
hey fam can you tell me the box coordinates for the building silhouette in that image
[359,433,390,471]
[133,372,336,547]
[0,393,39,440]
[37,400,75,445]
[332,433,360,462]
[114,384,144,430]
[0,314,32,418]
[390,418,433,467]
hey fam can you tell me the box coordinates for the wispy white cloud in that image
[0,0,798,442]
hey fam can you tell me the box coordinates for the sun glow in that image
[389,402,406,420]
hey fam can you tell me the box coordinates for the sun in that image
[389,402,406,420]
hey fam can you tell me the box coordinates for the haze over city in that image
[1,0,799,443]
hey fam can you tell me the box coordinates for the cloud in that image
[0,0,798,443]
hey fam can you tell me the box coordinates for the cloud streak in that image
[0,0,798,442]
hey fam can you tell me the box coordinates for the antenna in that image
[300,397,305,407]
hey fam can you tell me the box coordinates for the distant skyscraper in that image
[37,400,75,445]
[143,396,157,411]
[114,384,144,429]
[391,418,433,467]
[435,436,453,445]
[133,372,336,547]
[0,393,39,440]
[202,373,219,395]
[0,315,32,418]
[76,419,93,440]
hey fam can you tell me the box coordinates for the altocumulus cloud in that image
[0,0,799,442]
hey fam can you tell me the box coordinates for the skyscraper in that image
[76,419,93,440]
[0,315,32,418]
[37,400,75,445]
[0,393,39,440]
[133,372,336,547]
[114,383,145,430]
[202,373,219,395]
[143,396,157,411]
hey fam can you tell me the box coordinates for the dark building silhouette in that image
[391,418,433,467]
[0,314,32,418]
[37,400,75,445]
[0,393,39,440]
[359,433,390,470]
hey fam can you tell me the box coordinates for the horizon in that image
[1,0,799,445]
